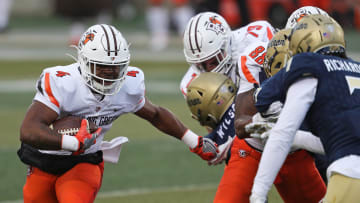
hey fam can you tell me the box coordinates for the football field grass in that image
[0,60,283,202]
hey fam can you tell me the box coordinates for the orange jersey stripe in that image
[45,73,60,107]
[241,56,258,84]
[267,26,273,40]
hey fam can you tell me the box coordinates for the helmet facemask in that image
[79,55,129,95]
[192,40,232,74]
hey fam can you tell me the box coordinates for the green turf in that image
[0,60,282,202]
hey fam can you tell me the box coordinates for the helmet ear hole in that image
[197,90,203,96]
[228,85,235,93]
[274,62,282,69]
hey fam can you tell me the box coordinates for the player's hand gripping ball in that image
[50,116,98,135]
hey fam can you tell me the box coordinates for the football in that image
[50,116,98,136]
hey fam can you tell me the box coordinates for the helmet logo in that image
[83,33,95,45]
[56,71,70,77]
[206,16,225,35]
[296,13,307,22]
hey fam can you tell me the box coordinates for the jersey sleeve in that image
[179,66,200,98]
[243,20,275,44]
[124,67,146,112]
[33,68,64,115]
[254,68,286,113]
[237,41,268,94]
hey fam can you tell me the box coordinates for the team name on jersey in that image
[216,103,235,139]
[87,115,119,126]
[323,59,360,73]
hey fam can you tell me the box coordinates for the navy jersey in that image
[255,52,360,164]
[205,103,236,145]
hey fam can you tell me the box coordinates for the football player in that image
[285,5,331,184]
[18,24,217,203]
[181,11,274,162]
[250,15,360,203]
[181,12,326,202]
[187,72,327,202]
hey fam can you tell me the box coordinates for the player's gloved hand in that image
[250,130,271,145]
[208,136,234,165]
[182,129,219,161]
[190,137,219,161]
[72,119,101,155]
[250,193,268,203]
[260,101,283,122]
[245,121,274,136]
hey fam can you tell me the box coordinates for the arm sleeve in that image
[293,130,325,155]
[251,77,318,198]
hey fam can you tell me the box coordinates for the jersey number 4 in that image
[249,46,266,65]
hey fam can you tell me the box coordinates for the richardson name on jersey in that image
[324,59,360,74]
[88,115,119,126]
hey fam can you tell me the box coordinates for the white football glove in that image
[245,121,275,136]
[208,136,234,165]
[250,193,268,203]
[260,101,283,122]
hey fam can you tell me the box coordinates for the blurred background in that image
[0,0,359,202]
[0,0,359,60]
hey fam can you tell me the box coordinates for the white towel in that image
[101,136,129,164]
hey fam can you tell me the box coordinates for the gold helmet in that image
[186,72,237,129]
[289,14,345,56]
[263,28,291,78]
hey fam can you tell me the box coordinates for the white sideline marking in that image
[0,183,217,203]
[97,183,217,199]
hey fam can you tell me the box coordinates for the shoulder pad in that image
[123,66,145,95]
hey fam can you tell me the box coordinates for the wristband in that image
[61,135,79,151]
[181,129,199,149]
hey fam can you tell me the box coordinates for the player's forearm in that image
[234,89,257,138]
[20,122,62,150]
[150,106,187,139]
[234,115,252,138]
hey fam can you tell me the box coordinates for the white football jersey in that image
[34,63,145,155]
[180,20,274,97]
